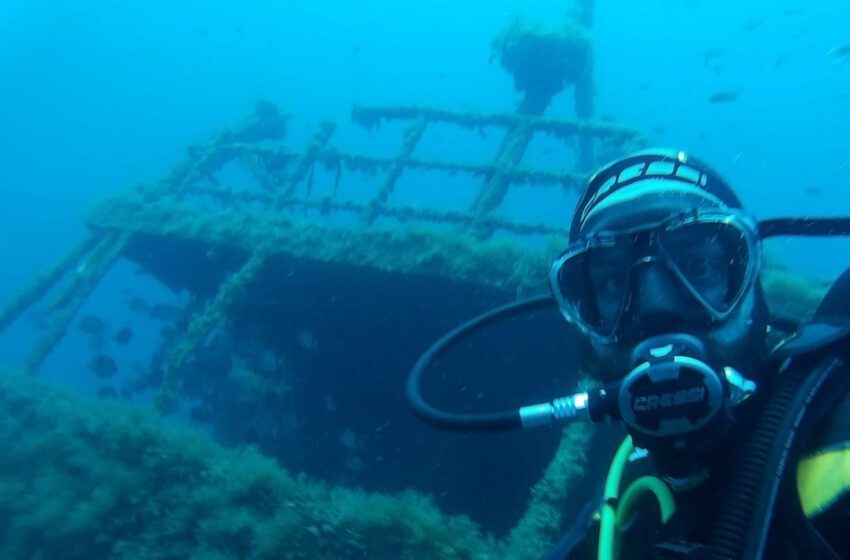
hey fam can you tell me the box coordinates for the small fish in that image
[781,7,805,18]
[78,315,107,335]
[805,186,824,197]
[773,51,792,68]
[709,90,740,103]
[828,44,850,62]
[114,326,133,345]
[352,44,361,57]
[702,48,724,67]
[742,16,769,32]
[89,354,118,379]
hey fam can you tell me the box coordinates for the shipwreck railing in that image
[0,102,646,405]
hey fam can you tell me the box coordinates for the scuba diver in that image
[407,149,850,559]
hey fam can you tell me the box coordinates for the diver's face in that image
[556,205,767,381]
[587,233,731,333]
[585,255,761,383]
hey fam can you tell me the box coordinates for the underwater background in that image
[1,0,850,558]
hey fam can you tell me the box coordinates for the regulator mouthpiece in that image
[619,334,727,439]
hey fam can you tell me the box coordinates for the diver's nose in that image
[632,262,685,317]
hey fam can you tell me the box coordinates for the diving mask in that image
[549,210,761,343]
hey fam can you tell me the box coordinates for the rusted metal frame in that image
[215,145,586,191]
[179,185,565,237]
[359,117,428,226]
[468,120,537,237]
[154,247,271,412]
[0,233,102,333]
[23,230,130,375]
[272,121,337,208]
[156,122,337,411]
[351,104,641,142]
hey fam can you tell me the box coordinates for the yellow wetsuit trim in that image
[797,445,850,517]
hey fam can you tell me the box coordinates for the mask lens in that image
[555,242,633,336]
[659,221,751,312]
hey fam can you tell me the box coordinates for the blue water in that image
[3,0,849,292]
[1,0,850,542]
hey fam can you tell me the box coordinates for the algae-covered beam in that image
[0,233,101,333]
[157,122,336,411]
[351,104,643,143]
[236,144,587,191]
[503,422,594,559]
[170,144,249,198]
[168,101,291,196]
[181,185,567,237]
[273,121,336,206]
[361,117,428,226]
[87,195,552,294]
[155,247,272,412]
[24,231,129,375]
[41,232,125,315]
[468,120,536,232]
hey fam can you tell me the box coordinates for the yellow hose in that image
[597,437,677,560]
[617,476,676,527]
[598,437,634,560]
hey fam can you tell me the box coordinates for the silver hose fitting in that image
[519,392,590,428]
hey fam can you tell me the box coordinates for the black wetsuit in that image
[552,267,850,560]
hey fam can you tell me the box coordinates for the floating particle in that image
[708,90,740,103]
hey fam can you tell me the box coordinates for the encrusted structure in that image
[0,12,645,398]
[0,2,828,557]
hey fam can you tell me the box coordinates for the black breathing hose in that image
[707,354,849,559]
[406,294,556,432]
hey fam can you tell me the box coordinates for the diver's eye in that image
[680,256,723,283]
[587,247,630,297]
[597,272,627,296]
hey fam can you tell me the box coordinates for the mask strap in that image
[758,217,850,239]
